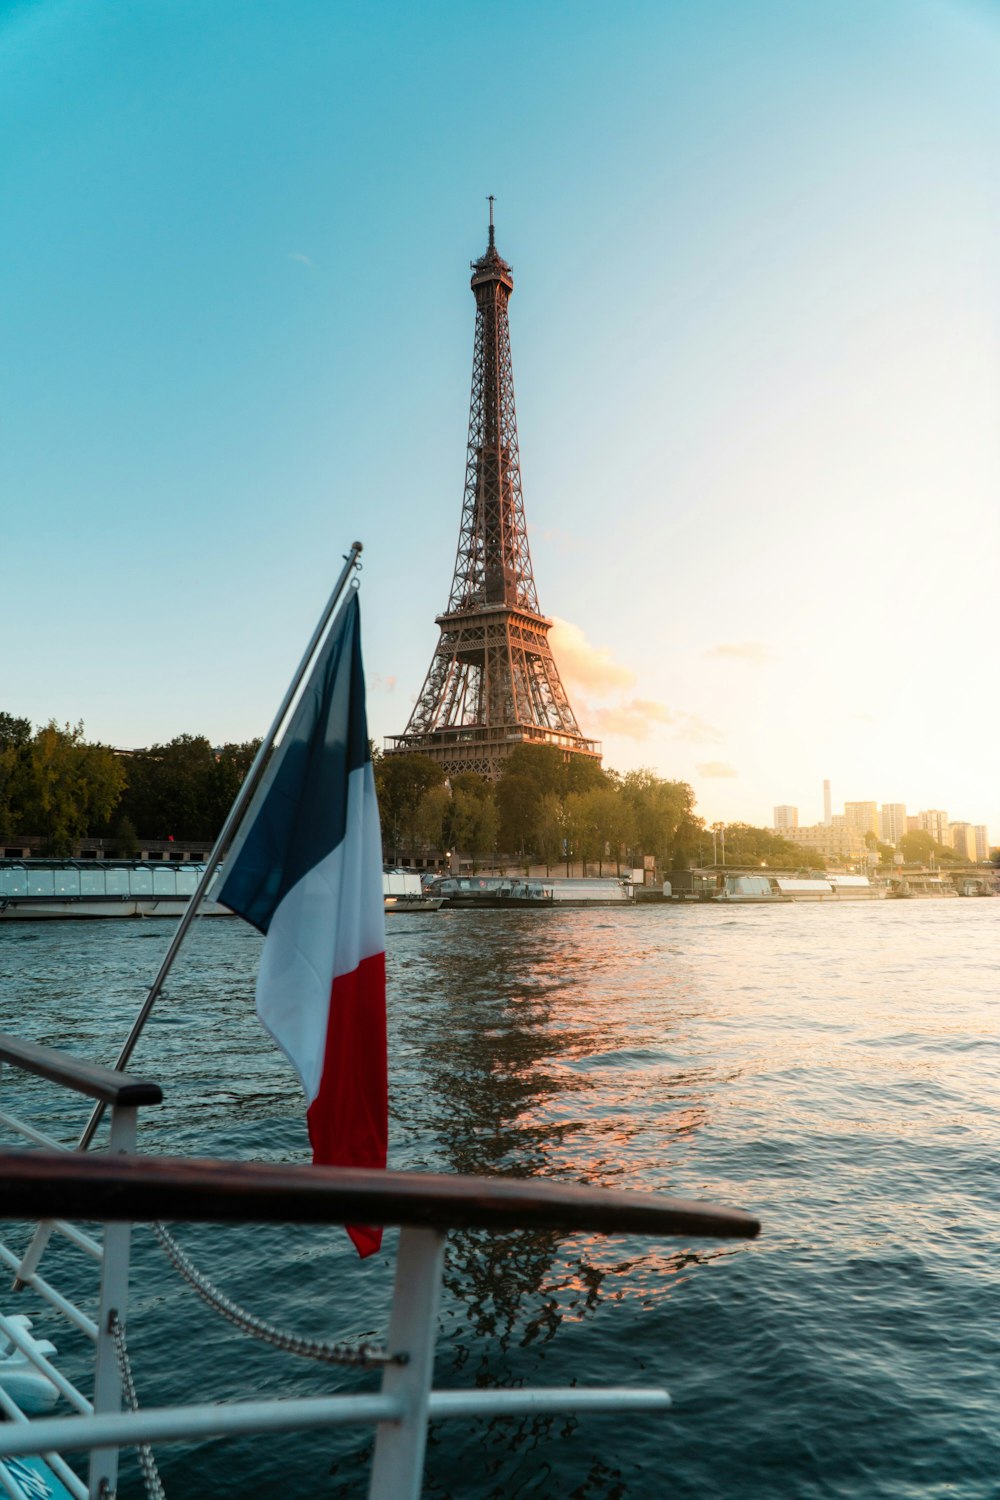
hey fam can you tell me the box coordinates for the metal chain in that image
[149,1222,396,1368]
[109,1312,166,1500]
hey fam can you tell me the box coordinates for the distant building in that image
[845,802,880,839]
[823,780,832,826]
[880,804,907,847]
[974,826,991,861]
[918,810,949,846]
[949,823,977,861]
[831,814,846,829]
[906,815,919,833]
[773,805,798,830]
[780,823,867,860]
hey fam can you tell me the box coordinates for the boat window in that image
[80,869,106,896]
[54,869,81,896]
[105,868,130,895]
[153,868,177,895]
[176,868,198,895]
[27,869,55,896]
[129,868,153,896]
[0,868,28,896]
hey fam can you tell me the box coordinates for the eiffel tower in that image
[387,204,601,780]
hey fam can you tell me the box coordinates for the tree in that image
[899,830,959,865]
[19,721,126,854]
[582,785,635,875]
[561,754,608,796]
[620,770,697,868]
[0,713,31,749]
[109,813,139,858]
[0,712,33,839]
[563,791,599,874]
[374,754,445,861]
[670,808,707,870]
[208,740,263,833]
[900,830,935,863]
[117,735,219,840]
[499,744,566,800]
[533,793,564,875]
[719,823,816,868]
[495,771,541,864]
[413,783,452,856]
[447,775,498,872]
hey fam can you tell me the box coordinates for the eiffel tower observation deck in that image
[387,205,602,780]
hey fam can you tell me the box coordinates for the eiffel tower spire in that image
[388,210,601,780]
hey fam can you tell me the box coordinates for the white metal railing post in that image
[2,1060,58,1299]
[88,1105,138,1500]
[368,1228,445,1500]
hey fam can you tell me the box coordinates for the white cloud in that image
[590,699,721,744]
[705,642,772,664]
[551,618,721,745]
[549,617,636,694]
[696,761,738,778]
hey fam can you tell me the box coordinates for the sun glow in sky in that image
[2,0,998,836]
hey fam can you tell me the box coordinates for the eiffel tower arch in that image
[387,207,601,781]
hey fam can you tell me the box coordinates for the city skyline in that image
[3,2,998,834]
[772,789,991,850]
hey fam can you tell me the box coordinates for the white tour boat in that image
[0,861,231,921]
[714,872,885,903]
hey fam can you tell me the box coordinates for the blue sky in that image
[3,0,998,835]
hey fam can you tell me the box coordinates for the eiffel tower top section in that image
[387,206,601,780]
[447,197,537,616]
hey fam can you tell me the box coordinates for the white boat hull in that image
[0,898,232,920]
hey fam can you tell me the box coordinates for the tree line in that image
[374,744,817,873]
[1,707,833,870]
[0,712,259,854]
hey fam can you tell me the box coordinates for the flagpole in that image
[81,541,365,1149]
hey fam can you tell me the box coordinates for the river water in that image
[0,899,997,1498]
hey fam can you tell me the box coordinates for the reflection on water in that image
[0,901,998,1497]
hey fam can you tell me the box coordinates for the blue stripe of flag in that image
[215,591,372,935]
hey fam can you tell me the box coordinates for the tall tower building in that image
[845,802,880,839]
[823,780,832,825]
[918,810,949,846]
[773,805,798,830]
[880,803,907,846]
[387,207,601,779]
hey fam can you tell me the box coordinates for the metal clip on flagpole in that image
[13,543,365,1290]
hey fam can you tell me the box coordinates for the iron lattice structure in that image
[387,212,601,780]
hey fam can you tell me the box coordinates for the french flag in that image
[214,591,387,1257]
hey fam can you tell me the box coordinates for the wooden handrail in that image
[0,1152,759,1239]
[0,1034,162,1109]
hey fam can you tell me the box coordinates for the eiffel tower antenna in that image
[387,213,601,779]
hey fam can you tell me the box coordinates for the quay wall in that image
[1,837,211,863]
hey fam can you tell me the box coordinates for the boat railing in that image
[0,1032,164,1500]
[0,1032,760,1500]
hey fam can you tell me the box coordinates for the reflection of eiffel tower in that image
[387,204,601,780]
